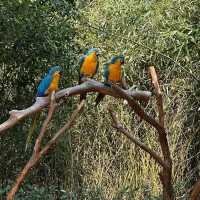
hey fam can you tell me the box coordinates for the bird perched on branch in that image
[79,48,100,101]
[36,65,62,97]
[95,55,125,106]
[25,65,62,150]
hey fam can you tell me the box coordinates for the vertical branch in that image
[148,66,165,127]
[149,65,174,200]
[34,92,56,153]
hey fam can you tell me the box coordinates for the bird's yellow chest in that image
[45,73,61,95]
[81,54,97,77]
[108,63,121,82]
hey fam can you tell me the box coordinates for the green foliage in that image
[0,0,199,199]
[0,0,78,119]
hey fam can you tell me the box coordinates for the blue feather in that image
[110,55,124,64]
[85,48,99,56]
[79,55,85,67]
[37,65,62,97]
[103,64,109,82]
[36,74,52,97]
[48,65,62,75]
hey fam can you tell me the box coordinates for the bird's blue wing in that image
[103,64,109,82]
[36,74,52,97]
[79,55,85,68]
[79,55,85,83]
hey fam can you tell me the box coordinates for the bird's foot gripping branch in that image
[1,67,176,200]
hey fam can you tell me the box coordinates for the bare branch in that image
[108,108,167,168]
[34,92,57,153]
[110,84,164,134]
[0,79,151,134]
[148,66,174,199]
[40,100,85,155]
[190,179,200,200]
[149,66,165,127]
[6,101,85,200]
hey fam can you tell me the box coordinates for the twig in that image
[108,108,167,168]
[6,101,85,200]
[0,79,151,134]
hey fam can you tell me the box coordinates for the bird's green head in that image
[86,48,100,57]
[48,65,62,76]
[110,55,125,65]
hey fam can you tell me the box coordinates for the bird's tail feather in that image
[95,93,105,106]
[25,112,40,151]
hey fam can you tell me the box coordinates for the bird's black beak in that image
[96,51,101,56]
[58,71,63,76]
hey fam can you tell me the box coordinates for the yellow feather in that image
[80,52,97,77]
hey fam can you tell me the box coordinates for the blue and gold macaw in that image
[25,65,62,150]
[95,55,125,106]
[79,48,100,101]
[36,65,62,97]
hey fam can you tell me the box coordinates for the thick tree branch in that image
[0,79,151,134]
[108,108,167,168]
[190,179,200,200]
[6,101,85,200]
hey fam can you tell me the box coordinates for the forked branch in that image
[7,101,85,200]
[108,108,167,168]
[108,66,174,199]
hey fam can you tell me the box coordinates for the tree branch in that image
[34,92,57,153]
[0,79,151,134]
[190,179,200,200]
[6,101,85,200]
[148,66,165,127]
[108,108,167,168]
[148,65,174,199]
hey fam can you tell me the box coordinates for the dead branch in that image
[108,108,167,168]
[108,66,174,199]
[0,79,151,134]
[110,84,165,136]
[34,92,57,153]
[6,101,85,200]
[149,66,173,200]
[148,66,165,127]
[190,179,200,200]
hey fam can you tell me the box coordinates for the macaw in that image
[95,55,125,106]
[79,48,100,101]
[25,65,62,150]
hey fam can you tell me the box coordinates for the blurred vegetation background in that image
[0,0,199,199]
